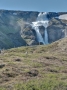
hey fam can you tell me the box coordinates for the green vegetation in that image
[0,38,67,90]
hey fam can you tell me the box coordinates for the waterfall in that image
[32,12,49,45]
[33,26,45,44]
[45,28,49,44]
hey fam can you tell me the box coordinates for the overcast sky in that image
[0,0,67,12]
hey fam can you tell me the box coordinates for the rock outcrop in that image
[47,18,66,43]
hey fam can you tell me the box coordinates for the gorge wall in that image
[0,10,67,49]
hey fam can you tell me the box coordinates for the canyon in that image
[0,10,67,49]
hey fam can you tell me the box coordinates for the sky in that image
[0,0,67,12]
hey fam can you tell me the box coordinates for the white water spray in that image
[32,12,49,44]
[34,27,45,44]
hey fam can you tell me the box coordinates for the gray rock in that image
[0,64,5,68]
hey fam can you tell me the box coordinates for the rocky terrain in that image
[0,10,67,49]
[0,37,67,90]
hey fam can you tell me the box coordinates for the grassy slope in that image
[0,37,67,90]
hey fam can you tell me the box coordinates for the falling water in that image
[32,12,49,44]
[33,26,45,44]
[45,28,49,44]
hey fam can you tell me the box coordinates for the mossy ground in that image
[0,38,67,90]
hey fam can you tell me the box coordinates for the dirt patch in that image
[26,69,39,77]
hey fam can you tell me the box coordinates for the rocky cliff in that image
[0,10,67,49]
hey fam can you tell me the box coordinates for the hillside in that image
[0,37,67,90]
[0,10,39,49]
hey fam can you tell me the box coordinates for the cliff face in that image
[0,10,67,49]
[48,18,65,43]
[0,10,39,49]
[47,12,67,42]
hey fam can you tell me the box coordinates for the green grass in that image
[0,38,67,90]
[14,78,67,90]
